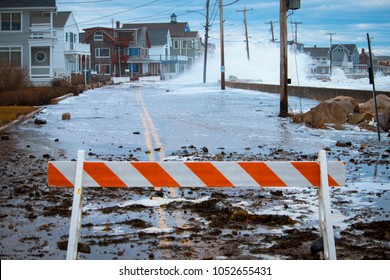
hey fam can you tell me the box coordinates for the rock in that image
[328,96,359,113]
[347,112,373,125]
[360,94,390,114]
[57,240,91,254]
[34,118,47,125]
[310,236,338,255]
[298,100,354,128]
[336,141,352,147]
[62,112,71,120]
[358,122,377,132]
[378,110,390,132]
[201,146,209,153]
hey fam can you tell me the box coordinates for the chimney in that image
[361,48,366,64]
[116,21,120,28]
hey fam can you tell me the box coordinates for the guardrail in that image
[48,150,345,260]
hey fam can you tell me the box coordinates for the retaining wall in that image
[226,81,390,103]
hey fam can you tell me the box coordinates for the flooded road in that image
[1,81,389,260]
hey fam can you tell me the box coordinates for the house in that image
[83,24,160,79]
[304,45,330,78]
[0,0,90,85]
[357,48,390,77]
[331,44,359,77]
[122,14,203,79]
[82,27,114,77]
[53,11,90,80]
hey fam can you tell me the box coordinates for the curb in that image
[0,107,45,132]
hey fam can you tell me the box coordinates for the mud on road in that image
[1,137,389,260]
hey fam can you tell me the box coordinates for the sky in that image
[56,0,390,55]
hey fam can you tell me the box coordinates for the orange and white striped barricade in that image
[48,150,345,260]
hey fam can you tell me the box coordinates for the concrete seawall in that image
[226,81,390,103]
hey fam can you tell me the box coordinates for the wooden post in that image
[279,0,288,117]
[203,0,210,83]
[220,0,225,90]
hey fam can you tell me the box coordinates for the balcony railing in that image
[149,55,188,63]
[113,38,129,47]
[111,54,129,63]
[29,23,54,39]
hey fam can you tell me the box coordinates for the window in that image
[173,39,179,49]
[0,46,22,67]
[1,12,21,31]
[95,48,110,58]
[128,48,139,57]
[94,31,103,41]
[95,64,110,74]
[182,40,193,49]
[35,51,46,62]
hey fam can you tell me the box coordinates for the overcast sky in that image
[57,0,390,55]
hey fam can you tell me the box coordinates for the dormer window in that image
[94,31,103,41]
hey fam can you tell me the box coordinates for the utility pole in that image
[236,7,253,61]
[203,0,210,83]
[265,20,278,43]
[291,20,302,45]
[279,0,288,117]
[326,32,336,76]
[220,0,225,90]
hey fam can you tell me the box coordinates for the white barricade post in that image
[47,150,345,260]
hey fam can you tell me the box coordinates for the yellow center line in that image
[135,87,165,161]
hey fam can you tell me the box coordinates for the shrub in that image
[0,66,31,92]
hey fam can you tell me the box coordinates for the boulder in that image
[360,94,390,114]
[34,118,47,125]
[62,112,71,120]
[297,100,354,129]
[347,112,373,125]
[378,110,390,132]
[328,96,359,113]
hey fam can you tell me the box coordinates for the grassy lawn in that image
[0,106,37,127]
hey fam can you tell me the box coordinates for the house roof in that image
[331,44,357,54]
[82,27,115,42]
[0,0,56,8]
[304,47,329,58]
[377,56,390,61]
[53,11,71,28]
[122,22,190,37]
[147,29,169,45]
[183,31,199,38]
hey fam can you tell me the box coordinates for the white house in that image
[52,11,90,79]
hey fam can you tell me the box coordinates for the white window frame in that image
[94,31,103,41]
[95,64,110,74]
[95,48,110,58]
[0,46,22,67]
[0,12,22,32]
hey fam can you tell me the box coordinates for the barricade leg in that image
[318,150,337,260]
[66,150,85,260]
